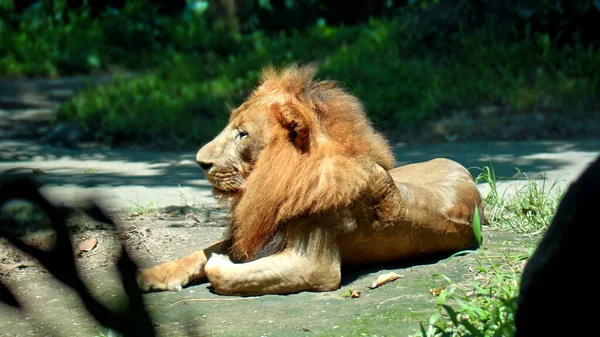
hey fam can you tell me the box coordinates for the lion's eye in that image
[235,130,248,141]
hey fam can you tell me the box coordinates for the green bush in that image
[53,15,600,147]
[3,1,600,147]
[0,2,105,77]
[0,1,242,77]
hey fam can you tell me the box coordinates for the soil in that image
[0,74,598,337]
[0,213,536,337]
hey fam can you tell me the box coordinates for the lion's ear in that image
[271,102,310,153]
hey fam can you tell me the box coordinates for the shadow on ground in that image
[0,74,136,142]
[0,75,599,337]
[2,139,599,190]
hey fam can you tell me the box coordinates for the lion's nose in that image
[197,161,213,171]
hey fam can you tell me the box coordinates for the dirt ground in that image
[0,206,536,337]
[1,75,599,336]
[1,138,598,336]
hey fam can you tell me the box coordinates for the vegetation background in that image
[1,0,599,148]
[1,2,597,336]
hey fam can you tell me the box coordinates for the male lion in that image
[138,64,483,296]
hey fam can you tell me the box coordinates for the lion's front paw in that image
[137,263,189,293]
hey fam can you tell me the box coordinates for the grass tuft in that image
[417,164,563,336]
[418,250,530,337]
[127,199,157,216]
[475,164,564,234]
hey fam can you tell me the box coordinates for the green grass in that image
[3,2,600,147]
[417,250,528,337]
[415,164,564,337]
[474,164,565,234]
[49,16,600,148]
[127,199,158,216]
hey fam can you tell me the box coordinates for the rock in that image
[0,199,51,235]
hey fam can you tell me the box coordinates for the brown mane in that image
[227,64,396,261]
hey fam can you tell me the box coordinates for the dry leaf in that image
[77,238,97,252]
[369,272,403,289]
[429,286,446,296]
[339,289,361,298]
[186,212,202,223]
[1,263,36,271]
[350,290,361,298]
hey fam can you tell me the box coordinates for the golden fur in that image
[137,64,483,296]
[227,64,395,261]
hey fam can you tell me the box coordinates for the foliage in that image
[0,1,240,76]
[0,1,103,76]
[53,14,600,147]
[418,251,528,337]
[3,1,600,147]
[474,164,565,234]
[415,166,564,336]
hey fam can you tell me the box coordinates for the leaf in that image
[473,306,488,320]
[473,204,482,246]
[448,249,478,258]
[1,263,35,271]
[350,290,361,298]
[461,320,484,337]
[368,272,403,289]
[454,297,471,311]
[436,289,447,306]
[339,289,352,298]
[77,237,97,252]
[429,286,445,296]
[595,0,600,13]
[431,273,453,285]
[428,313,441,326]
[441,304,459,325]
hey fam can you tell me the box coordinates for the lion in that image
[137,64,483,296]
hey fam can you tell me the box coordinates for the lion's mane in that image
[227,64,396,261]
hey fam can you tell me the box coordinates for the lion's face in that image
[196,102,270,199]
[193,64,399,261]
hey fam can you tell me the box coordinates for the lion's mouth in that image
[209,178,242,191]
[204,171,245,202]
[211,186,243,203]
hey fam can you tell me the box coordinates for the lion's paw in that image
[137,264,187,293]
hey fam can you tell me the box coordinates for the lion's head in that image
[196,64,395,261]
